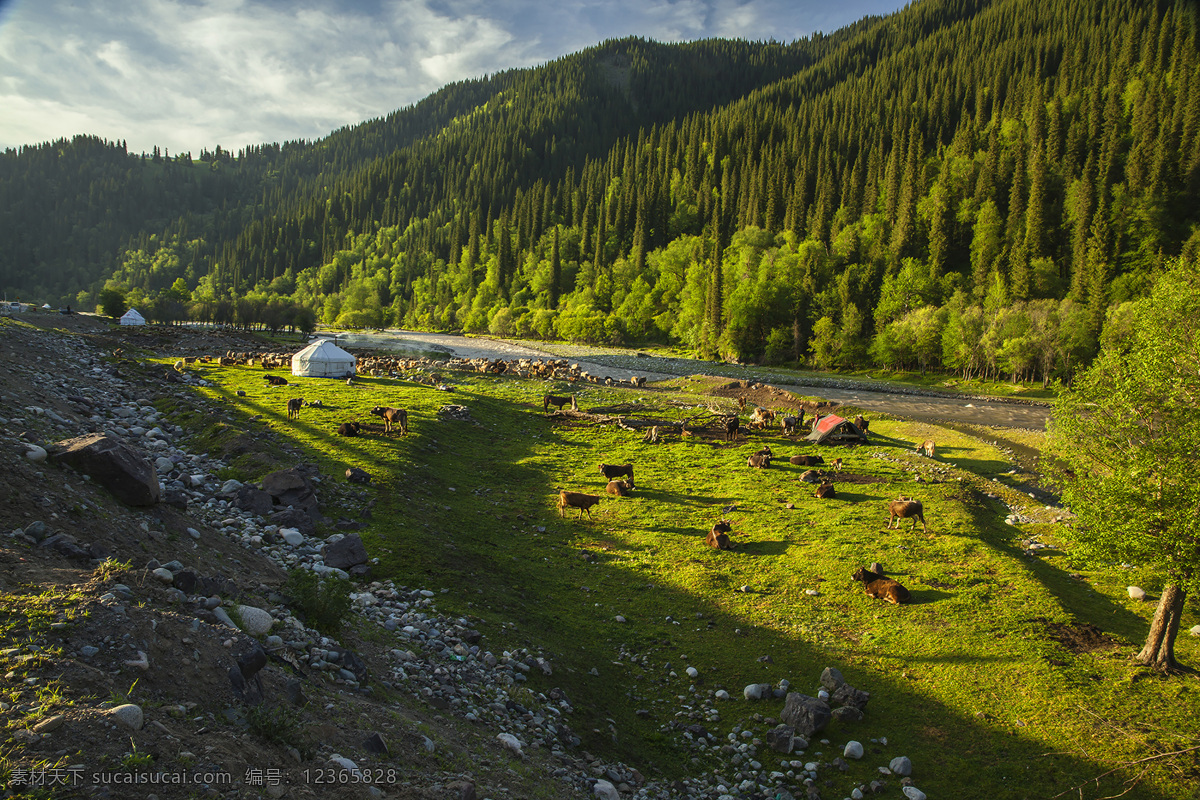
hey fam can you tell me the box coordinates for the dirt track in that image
[342,329,1051,430]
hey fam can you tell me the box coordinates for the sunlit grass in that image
[161,357,1200,799]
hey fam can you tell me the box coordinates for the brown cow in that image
[724,415,740,442]
[707,520,735,550]
[815,482,836,499]
[337,422,361,436]
[370,406,409,434]
[264,375,288,386]
[543,394,577,412]
[831,457,843,472]
[557,490,602,519]
[887,498,927,532]
[747,453,771,469]
[919,440,936,458]
[286,397,303,419]
[790,454,824,467]
[606,479,634,497]
[851,566,911,604]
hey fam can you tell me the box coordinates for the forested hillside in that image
[2,0,1197,383]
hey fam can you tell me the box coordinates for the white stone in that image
[743,683,770,701]
[843,740,863,759]
[902,787,927,800]
[151,567,174,584]
[715,690,731,701]
[24,445,47,463]
[614,615,626,623]
[280,529,304,546]
[235,605,275,636]
[686,666,699,678]
[329,755,360,776]
[593,779,620,800]
[497,732,523,757]
[852,790,864,800]
[889,755,913,776]
[1190,625,1200,637]
[109,704,143,730]
[1127,586,1146,601]
[154,456,174,473]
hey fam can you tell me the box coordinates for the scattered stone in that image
[593,779,620,800]
[234,605,274,636]
[780,693,831,737]
[820,666,845,690]
[109,704,143,730]
[24,444,48,463]
[32,714,64,733]
[497,732,523,758]
[890,756,913,776]
[323,533,369,570]
[280,528,304,546]
[1127,586,1146,601]
[151,567,174,584]
[844,740,864,759]
[902,787,927,800]
[361,732,389,755]
[744,683,772,701]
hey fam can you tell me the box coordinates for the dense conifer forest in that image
[2,0,1197,383]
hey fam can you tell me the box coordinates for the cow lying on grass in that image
[790,454,824,467]
[707,520,735,550]
[557,489,602,519]
[370,406,408,434]
[337,422,361,436]
[606,480,634,497]
[815,482,836,499]
[264,375,288,386]
[851,566,911,604]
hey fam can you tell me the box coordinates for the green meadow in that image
[169,360,1200,799]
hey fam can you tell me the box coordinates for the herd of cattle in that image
[195,347,933,605]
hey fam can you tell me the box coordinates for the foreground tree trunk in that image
[1135,584,1187,672]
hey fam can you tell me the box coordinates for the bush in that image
[283,570,353,634]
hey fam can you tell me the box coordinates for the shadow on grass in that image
[739,540,792,556]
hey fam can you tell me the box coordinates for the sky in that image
[0,0,908,157]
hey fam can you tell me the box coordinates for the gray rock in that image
[109,703,143,730]
[24,445,48,463]
[820,666,845,690]
[23,521,48,540]
[154,456,174,473]
[889,756,912,776]
[234,486,274,516]
[362,732,389,755]
[902,787,927,800]
[280,528,304,546]
[234,605,274,636]
[831,682,870,710]
[593,779,620,800]
[844,740,864,759]
[80,645,99,658]
[831,706,864,723]
[151,567,174,584]
[497,732,523,757]
[743,683,772,701]
[780,693,831,737]
[323,533,368,570]
[33,714,65,733]
[51,433,160,505]
[766,724,795,754]
[212,607,238,629]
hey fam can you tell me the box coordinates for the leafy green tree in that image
[98,287,127,319]
[1048,260,1200,672]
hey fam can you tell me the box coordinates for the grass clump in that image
[283,570,353,634]
[246,702,305,747]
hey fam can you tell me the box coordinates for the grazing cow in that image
[920,440,936,458]
[737,396,747,412]
[264,375,288,386]
[815,482,836,499]
[749,406,775,429]
[557,489,602,519]
[370,406,409,434]
[851,566,911,604]
[543,394,577,412]
[286,397,303,419]
[790,454,824,467]
[887,498,927,532]
[707,520,735,550]
[781,415,800,435]
[724,415,740,442]
[831,458,843,472]
[854,414,870,434]
[747,453,771,469]
[337,422,361,437]
[606,479,634,497]
[599,463,634,481]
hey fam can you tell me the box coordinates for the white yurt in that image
[119,308,146,326]
[291,338,356,378]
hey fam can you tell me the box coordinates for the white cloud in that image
[0,0,905,155]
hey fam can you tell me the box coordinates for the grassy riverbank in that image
[174,359,1198,799]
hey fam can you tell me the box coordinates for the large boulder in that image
[233,486,274,516]
[268,508,316,536]
[780,693,831,737]
[51,434,160,506]
[323,533,368,571]
[261,466,320,517]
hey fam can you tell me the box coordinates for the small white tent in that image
[291,339,356,378]
[119,308,146,326]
